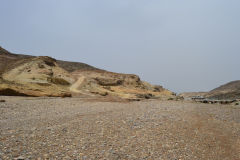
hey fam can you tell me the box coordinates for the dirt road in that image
[70,76,85,93]
[0,97,240,159]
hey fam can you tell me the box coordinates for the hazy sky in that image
[1,0,240,93]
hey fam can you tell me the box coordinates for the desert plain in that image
[0,96,240,160]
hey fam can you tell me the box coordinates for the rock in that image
[0,99,6,102]
[136,93,153,99]
[153,85,164,92]
[0,88,29,96]
[91,91,108,96]
[60,93,72,98]
[14,156,25,160]
[95,77,123,86]
[176,96,184,101]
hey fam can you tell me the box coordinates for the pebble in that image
[0,98,239,159]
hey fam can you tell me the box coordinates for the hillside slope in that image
[71,69,173,99]
[205,80,240,100]
[0,46,174,99]
[0,56,73,97]
[0,46,98,75]
[0,47,32,75]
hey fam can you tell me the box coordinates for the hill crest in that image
[0,46,174,100]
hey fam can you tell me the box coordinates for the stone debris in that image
[0,96,240,159]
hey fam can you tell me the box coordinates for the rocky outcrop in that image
[0,46,174,99]
[0,56,73,97]
[70,70,174,100]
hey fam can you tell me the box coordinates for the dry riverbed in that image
[0,96,240,159]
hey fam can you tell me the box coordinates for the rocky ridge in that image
[205,80,240,100]
[0,46,174,99]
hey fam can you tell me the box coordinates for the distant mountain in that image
[205,81,240,100]
[0,46,174,99]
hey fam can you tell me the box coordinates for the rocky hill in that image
[0,46,174,100]
[179,81,240,100]
[205,80,240,100]
[0,46,98,75]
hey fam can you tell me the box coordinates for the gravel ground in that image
[0,96,240,160]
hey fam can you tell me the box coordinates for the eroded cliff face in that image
[70,70,174,100]
[0,56,73,97]
[0,46,174,99]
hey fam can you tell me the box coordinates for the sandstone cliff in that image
[0,46,174,99]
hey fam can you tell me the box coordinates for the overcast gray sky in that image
[0,0,240,93]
